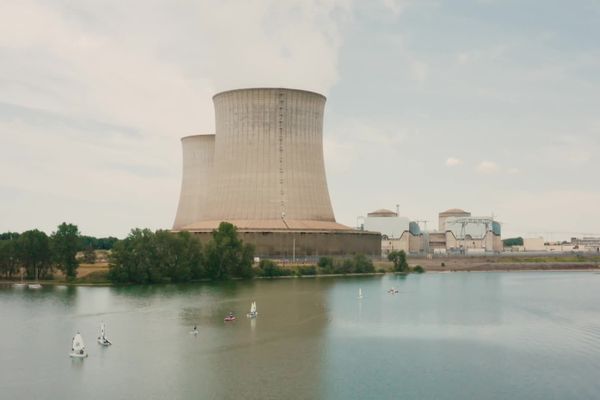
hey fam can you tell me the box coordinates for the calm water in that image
[2,272,600,399]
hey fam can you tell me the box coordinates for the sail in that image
[72,333,85,352]
[250,302,256,314]
[100,323,106,339]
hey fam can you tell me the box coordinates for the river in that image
[1,272,600,399]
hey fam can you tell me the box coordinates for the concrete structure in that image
[571,237,600,252]
[173,135,215,230]
[364,209,410,239]
[173,88,380,256]
[438,208,471,232]
[523,237,545,252]
[425,209,502,253]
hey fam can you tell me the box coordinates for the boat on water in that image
[190,325,199,335]
[13,270,26,288]
[358,288,364,299]
[28,268,42,289]
[387,287,399,294]
[246,301,258,318]
[70,332,88,358]
[97,323,112,346]
[224,312,236,322]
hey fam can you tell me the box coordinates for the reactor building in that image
[172,88,381,257]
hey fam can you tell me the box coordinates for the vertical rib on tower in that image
[172,134,215,229]
[205,88,336,224]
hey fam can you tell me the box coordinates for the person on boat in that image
[228,312,233,317]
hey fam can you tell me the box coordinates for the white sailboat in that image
[246,301,258,318]
[13,268,26,288]
[70,332,88,358]
[97,323,112,346]
[358,288,363,299]
[28,267,42,289]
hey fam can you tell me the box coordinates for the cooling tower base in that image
[180,228,381,258]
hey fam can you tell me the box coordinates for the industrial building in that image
[361,208,424,255]
[172,88,380,257]
[433,209,503,253]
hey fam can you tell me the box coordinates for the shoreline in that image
[2,265,599,287]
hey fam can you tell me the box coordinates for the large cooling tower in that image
[172,134,215,230]
[205,88,338,228]
[172,88,381,256]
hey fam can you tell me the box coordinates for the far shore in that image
[2,257,599,287]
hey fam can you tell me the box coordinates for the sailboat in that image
[28,267,42,289]
[70,332,88,358]
[358,288,363,299]
[13,268,26,288]
[190,325,199,335]
[246,301,258,318]
[97,323,112,346]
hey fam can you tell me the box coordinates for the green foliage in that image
[17,230,53,279]
[317,257,334,274]
[256,260,292,277]
[298,265,317,276]
[503,237,524,247]
[51,222,80,279]
[412,265,425,274]
[79,235,119,250]
[108,229,205,284]
[388,250,409,273]
[351,254,375,273]
[204,222,255,280]
[0,239,20,278]
[83,247,97,264]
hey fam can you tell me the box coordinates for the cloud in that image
[476,161,499,174]
[0,0,354,236]
[446,157,463,167]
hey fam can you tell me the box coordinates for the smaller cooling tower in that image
[172,134,215,230]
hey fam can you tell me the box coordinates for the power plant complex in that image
[173,88,380,257]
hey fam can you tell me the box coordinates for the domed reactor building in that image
[172,88,380,257]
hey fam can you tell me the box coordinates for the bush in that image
[412,265,425,274]
[388,250,408,273]
[377,268,386,273]
[298,265,317,276]
[257,260,292,277]
[317,257,334,274]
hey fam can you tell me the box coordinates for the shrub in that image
[412,265,425,274]
[298,265,317,276]
[257,260,292,277]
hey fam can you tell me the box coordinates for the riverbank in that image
[3,255,599,286]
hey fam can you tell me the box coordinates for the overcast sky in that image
[1,0,599,240]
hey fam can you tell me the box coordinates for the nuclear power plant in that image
[173,88,380,257]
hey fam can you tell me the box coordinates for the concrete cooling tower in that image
[173,88,380,257]
[172,134,215,230]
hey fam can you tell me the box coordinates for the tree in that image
[502,237,523,247]
[0,239,20,278]
[17,230,52,279]
[317,257,334,274]
[352,254,374,273]
[388,250,408,273]
[51,223,81,279]
[83,247,97,264]
[204,222,255,280]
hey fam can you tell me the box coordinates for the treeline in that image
[0,223,81,279]
[256,254,376,277]
[108,222,254,284]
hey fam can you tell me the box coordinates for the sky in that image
[1,0,599,240]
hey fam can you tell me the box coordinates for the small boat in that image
[28,268,42,289]
[13,270,26,288]
[70,332,88,358]
[97,323,112,346]
[387,287,398,294]
[358,288,363,299]
[246,301,258,318]
[190,325,199,335]
[224,312,236,322]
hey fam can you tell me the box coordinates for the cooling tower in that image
[173,88,381,256]
[172,134,215,230]
[205,88,336,225]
